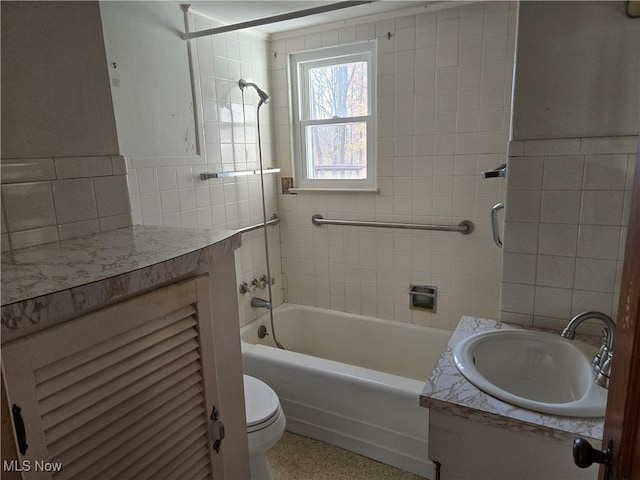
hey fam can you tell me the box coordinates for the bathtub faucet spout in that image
[251,297,272,309]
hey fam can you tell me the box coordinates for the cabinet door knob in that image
[573,437,613,478]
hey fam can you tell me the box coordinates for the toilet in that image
[243,375,286,480]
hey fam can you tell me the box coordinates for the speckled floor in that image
[267,432,424,480]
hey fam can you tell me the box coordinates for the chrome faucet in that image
[561,311,615,388]
[251,297,272,309]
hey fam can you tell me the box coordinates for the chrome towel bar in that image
[311,214,474,235]
[236,214,280,235]
[200,168,281,180]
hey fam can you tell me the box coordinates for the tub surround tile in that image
[1,225,241,339]
[420,315,603,442]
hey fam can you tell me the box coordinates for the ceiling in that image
[190,1,435,34]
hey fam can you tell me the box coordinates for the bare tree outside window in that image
[306,61,368,179]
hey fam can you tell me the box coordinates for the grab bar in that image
[237,214,280,235]
[311,214,474,235]
[491,203,504,248]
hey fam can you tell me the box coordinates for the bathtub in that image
[240,304,452,479]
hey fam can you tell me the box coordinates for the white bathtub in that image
[240,304,451,479]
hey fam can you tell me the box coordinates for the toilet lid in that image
[243,375,280,428]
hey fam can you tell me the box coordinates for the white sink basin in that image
[453,329,607,417]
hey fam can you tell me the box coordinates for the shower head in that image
[239,78,271,105]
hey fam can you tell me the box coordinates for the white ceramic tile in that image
[52,178,98,224]
[1,158,55,183]
[395,27,416,51]
[9,225,59,249]
[396,50,416,74]
[536,255,575,288]
[458,40,482,65]
[160,190,180,215]
[157,167,178,192]
[54,156,112,179]
[58,219,101,240]
[139,192,162,218]
[502,221,538,254]
[479,84,505,108]
[458,62,482,88]
[437,18,459,44]
[483,10,510,37]
[136,168,160,194]
[580,136,638,155]
[580,191,624,226]
[2,182,56,232]
[507,156,543,190]
[111,156,127,175]
[538,223,578,257]
[534,286,572,319]
[504,189,541,222]
[583,154,628,190]
[542,155,584,190]
[356,23,376,41]
[574,258,617,293]
[460,14,483,41]
[577,225,621,260]
[523,138,581,156]
[500,282,535,314]
[415,47,437,71]
[416,23,437,48]
[540,190,581,223]
[482,35,508,61]
[436,43,459,68]
[501,252,536,284]
[94,175,131,218]
[571,290,615,318]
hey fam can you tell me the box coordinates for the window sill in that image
[288,188,379,194]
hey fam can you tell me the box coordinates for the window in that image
[289,41,377,191]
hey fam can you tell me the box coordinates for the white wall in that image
[1,1,119,159]
[100,2,197,157]
[512,1,639,140]
[271,2,517,330]
[100,2,283,325]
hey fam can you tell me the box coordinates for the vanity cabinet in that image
[3,275,225,480]
[1,225,250,479]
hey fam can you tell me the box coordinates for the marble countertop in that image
[420,315,604,442]
[1,225,241,339]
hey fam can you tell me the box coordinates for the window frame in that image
[289,41,377,192]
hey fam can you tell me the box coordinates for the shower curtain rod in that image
[181,1,374,40]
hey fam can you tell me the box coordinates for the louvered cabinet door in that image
[2,275,224,480]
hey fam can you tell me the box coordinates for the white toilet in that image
[243,375,286,480]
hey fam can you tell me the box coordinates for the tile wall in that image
[1,157,131,250]
[126,13,282,326]
[500,135,638,331]
[269,2,517,330]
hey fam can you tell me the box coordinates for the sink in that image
[453,329,607,417]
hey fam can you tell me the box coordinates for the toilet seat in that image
[244,375,282,433]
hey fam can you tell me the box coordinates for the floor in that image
[267,432,424,480]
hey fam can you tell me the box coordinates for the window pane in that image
[305,122,367,179]
[308,62,368,120]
